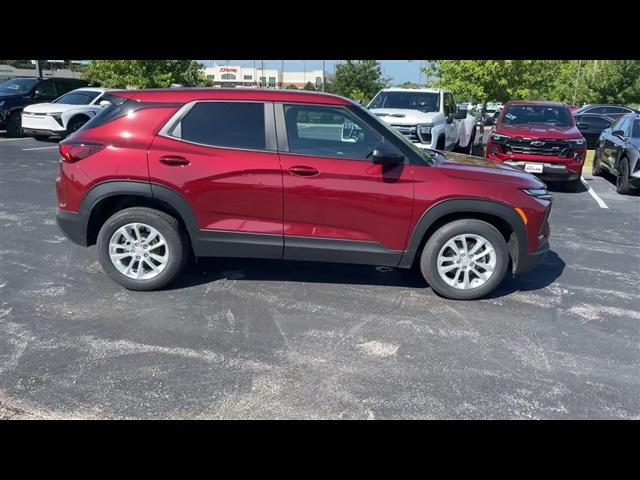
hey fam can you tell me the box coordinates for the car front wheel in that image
[97,207,189,290]
[616,157,632,195]
[420,219,509,300]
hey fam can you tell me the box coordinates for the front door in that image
[276,103,414,266]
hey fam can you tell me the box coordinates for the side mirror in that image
[446,114,454,124]
[453,111,467,120]
[577,122,589,130]
[99,100,112,108]
[612,129,626,139]
[371,144,403,165]
[34,90,47,99]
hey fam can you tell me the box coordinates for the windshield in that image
[53,90,101,105]
[353,105,436,165]
[632,120,640,138]
[369,91,440,113]
[502,105,572,127]
[0,78,38,96]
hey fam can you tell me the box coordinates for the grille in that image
[391,124,419,143]
[502,138,571,157]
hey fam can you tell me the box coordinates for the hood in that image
[370,108,441,125]
[436,151,545,188]
[496,123,582,140]
[23,103,82,114]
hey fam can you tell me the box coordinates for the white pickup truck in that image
[367,88,479,154]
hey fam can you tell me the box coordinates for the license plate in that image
[524,163,543,173]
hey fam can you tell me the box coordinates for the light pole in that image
[322,60,325,92]
[281,60,284,89]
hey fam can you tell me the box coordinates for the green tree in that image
[303,81,316,91]
[424,60,556,105]
[82,60,208,88]
[327,60,389,104]
[285,84,299,90]
[395,81,423,89]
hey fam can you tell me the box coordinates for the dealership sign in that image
[220,67,238,73]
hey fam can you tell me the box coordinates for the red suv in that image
[56,89,552,300]
[485,101,587,192]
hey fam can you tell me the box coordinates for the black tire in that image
[563,178,581,192]
[436,136,445,150]
[465,129,476,154]
[97,207,189,291]
[6,112,24,137]
[616,157,632,195]
[419,219,509,300]
[65,116,89,137]
[592,149,603,176]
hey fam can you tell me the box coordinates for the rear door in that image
[148,100,284,258]
[603,117,630,170]
[276,102,414,265]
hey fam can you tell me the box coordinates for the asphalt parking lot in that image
[1,132,638,419]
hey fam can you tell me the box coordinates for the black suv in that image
[0,77,89,136]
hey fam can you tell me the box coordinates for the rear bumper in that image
[514,239,549,275]
[56,209,89,246]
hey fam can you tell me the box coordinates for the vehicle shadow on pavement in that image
[168,250,565,298]
[487,250,566,298]
[172,257,428,290]
[545,181,588,193]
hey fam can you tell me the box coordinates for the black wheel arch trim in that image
[79,180,201,250]
[398,198,528,270]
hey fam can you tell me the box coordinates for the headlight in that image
[568,138,586,147]
[491,133,509,142]
[46,112,64,116]
[522,188,552,201]
[418,124,433,134]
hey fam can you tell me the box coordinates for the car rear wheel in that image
[97,207,189,291]
[592,149,603,176]
[616,157,632,195]
[420,219,509,300]
[6,113,24,137]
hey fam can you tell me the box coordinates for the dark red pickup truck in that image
[485,101,587,192]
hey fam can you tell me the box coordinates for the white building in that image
[203,65,326,89]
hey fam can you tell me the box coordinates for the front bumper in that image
[23,127,66,137]
[56,209,89,246]
[514,239,549,275]
[502,160,581,182]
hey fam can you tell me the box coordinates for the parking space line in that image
[21,146,59,151]
[0,137,32,142]
[581,176,609,209]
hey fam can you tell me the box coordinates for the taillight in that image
[59,142,104,163]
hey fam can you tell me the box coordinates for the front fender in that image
[398,198,528,270]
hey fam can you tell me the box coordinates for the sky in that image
[200,60,428,85]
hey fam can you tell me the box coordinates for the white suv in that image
[21,88,118,139]
[368,88,478,153]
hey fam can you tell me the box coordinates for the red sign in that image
[220,67,238,73]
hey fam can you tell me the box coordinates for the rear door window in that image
[177,102,266,150]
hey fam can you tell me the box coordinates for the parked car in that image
[367,88,478,154]
[592,113,640,194]
[0,77,88,136]
[485,100,587,192]
[55,88,552,300]
[573,104,638,121]
[482,105,501,125]
[574,113,615,149]
[22,88,123,139]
